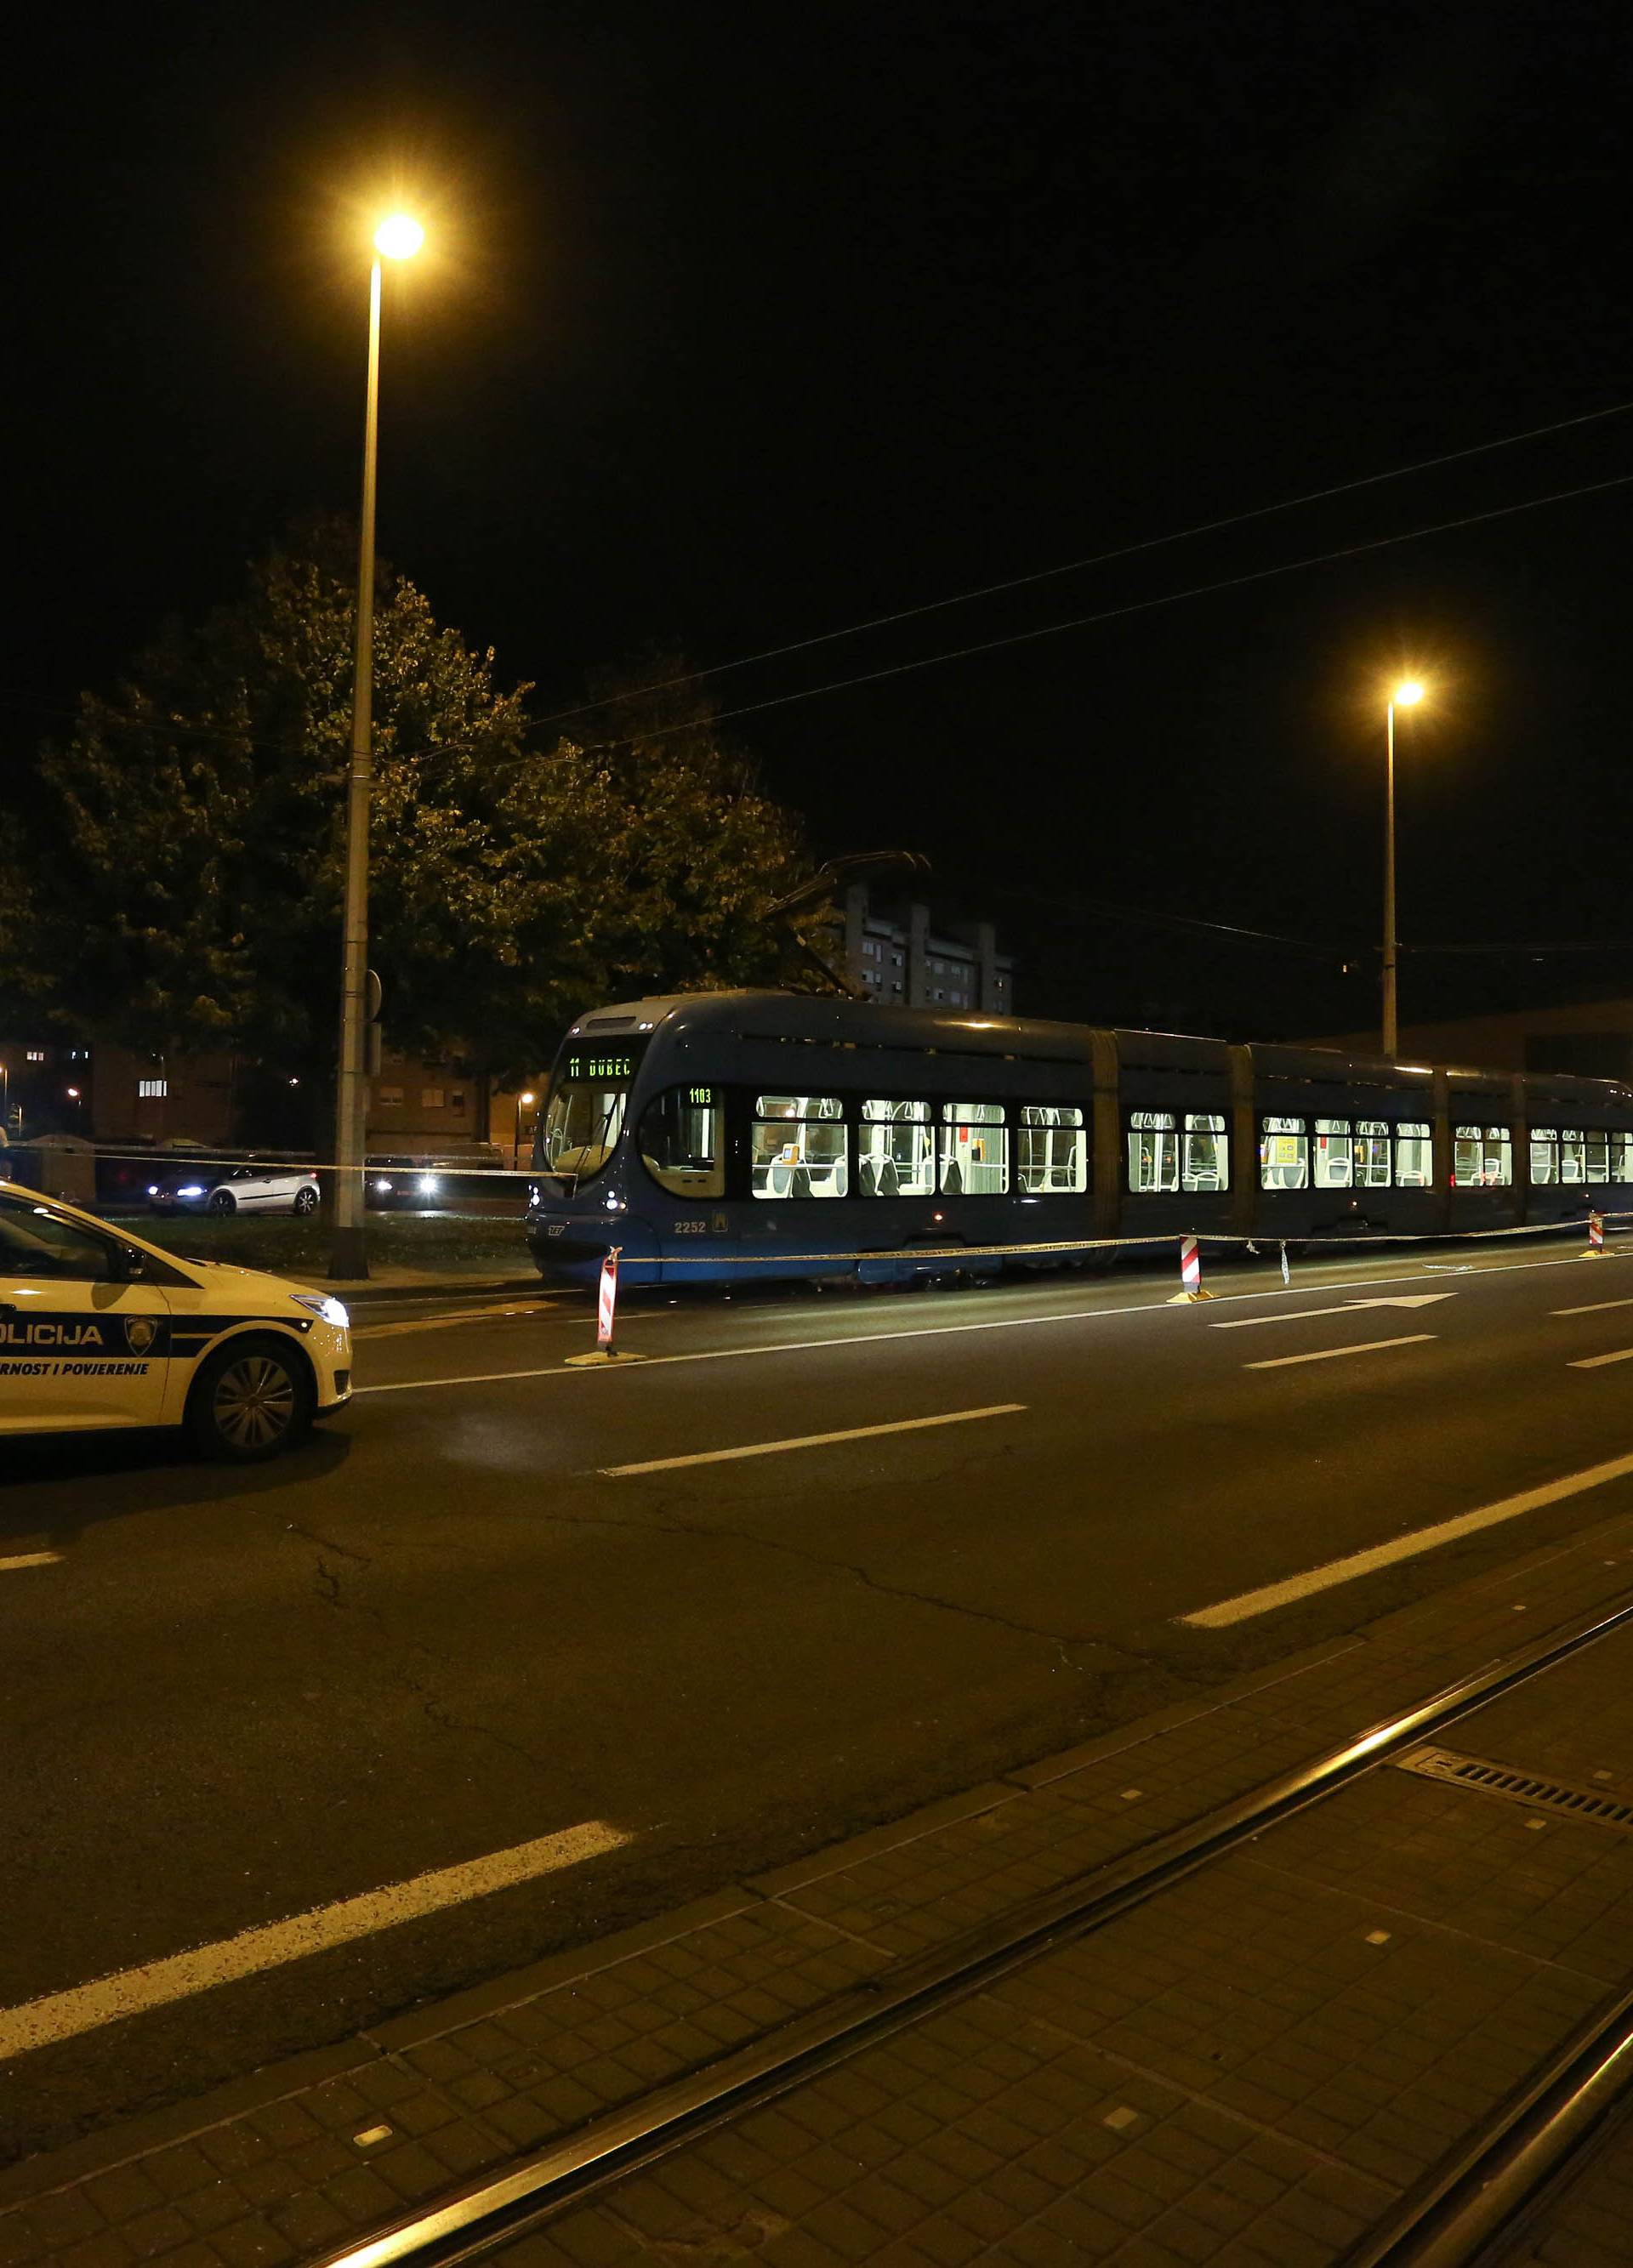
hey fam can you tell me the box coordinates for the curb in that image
[337,1275,548,1306]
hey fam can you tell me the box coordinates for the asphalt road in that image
[5,1236,1633,2161]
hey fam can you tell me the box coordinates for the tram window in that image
[1019,1105,1088,1195]
[638,1086,724,1199]
[1182,1112,1229,1194]
[1355,1121,1391,1189]
[540,1077,629,1182]
[1394,1121,1433,1187]
[939,1101,1009,1195]
[1559,1128,1587,1184]
[859,1099,934,1197]
[1454,1124,1512,1188]
[1129,1110,1180,1194]
[1586,1130,1610,1181]
[752,1094,848,1199]
[1314,1117,1352,1189]
[1613,1134,1633,1185]
[1259,1115,1307,1191]
[1529,1128,1559,1185]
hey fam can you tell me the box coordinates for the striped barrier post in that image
[566,1246,646,1365]
[1168,1234,1215,1304]
[1584,1211,1607,1259]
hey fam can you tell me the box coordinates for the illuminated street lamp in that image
[515,1090,537,1170]
[330,213,424,1281]
[1382,679,1425,1058]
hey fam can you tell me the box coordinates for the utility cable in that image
[533,394,1633,728]
[583,467,1633,748]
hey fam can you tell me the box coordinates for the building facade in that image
[0,1038,538,1164]
[841,885,1015,1014]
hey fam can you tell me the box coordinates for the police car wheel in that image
[188,1337,314,1461]
[293,1185,318,1216]
[208,1188,236,1214]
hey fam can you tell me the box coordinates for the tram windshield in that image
[538,1039,648,1184]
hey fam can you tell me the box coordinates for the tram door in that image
[637,1083,730,1278]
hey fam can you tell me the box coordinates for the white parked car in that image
[0,1180,350,1460]
[148,1161,321,1217]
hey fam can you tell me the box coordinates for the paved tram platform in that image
[8,1509,1633,2267]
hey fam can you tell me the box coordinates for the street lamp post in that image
[1381,679,1424,1059]
[515,1091,537,1171]
[329,212,424,1282]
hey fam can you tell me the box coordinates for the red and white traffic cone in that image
[1167,1234,1215,1303]
[1582,1210,1608,1259]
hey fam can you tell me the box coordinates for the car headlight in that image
[417,1174,439,1195]
[147,1184,159,1196]
[373,1178,393,1193]
[291,1293,350,1330]
[177,1185,205,1198]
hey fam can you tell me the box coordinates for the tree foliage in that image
[5,524,824,1108]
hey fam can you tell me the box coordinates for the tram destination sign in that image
[562,1037,650,1083]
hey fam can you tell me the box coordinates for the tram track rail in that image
[315,1592,1633,2268]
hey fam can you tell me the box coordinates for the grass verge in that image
[115,1210,532,1278]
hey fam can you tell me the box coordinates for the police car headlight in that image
[373,1178,393,1192]
[291,1293,350,1330]
[417,1174,439,1194]
[177,1184,205,1198]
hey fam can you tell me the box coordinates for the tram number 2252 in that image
[673,1218,707,1235]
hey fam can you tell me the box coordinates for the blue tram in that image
[525,991,1633,1287]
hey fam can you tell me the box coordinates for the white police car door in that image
[0,1192,172,1431]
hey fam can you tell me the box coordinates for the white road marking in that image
[0,1552,60,1573]
[354,1248,1596,1398]
[1179,1447,1633,1628]
[602,1403,1026,1476]
[1568,1348,1633,1370]
[1552,1299,1633,1318]
[1215,1293,1454,1329]
[1243,1333,1437,1371]
[355,1302,555,1340]
[0,1820,628,2061]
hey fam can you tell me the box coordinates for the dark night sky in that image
[9,2,1633,1039]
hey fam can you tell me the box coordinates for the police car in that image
[0,1179,351,1461]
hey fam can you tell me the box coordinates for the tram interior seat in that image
[942,1158,963,1195]
[879,1158,900,1196]
[858,1159,878,1197]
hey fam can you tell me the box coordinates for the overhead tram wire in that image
[532,392,1633,730]
[5,407,1633,773]
[581,466,1633,750]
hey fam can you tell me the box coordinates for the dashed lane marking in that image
[1552,1299,1633,1318]
[602,1403,1027,1476]
[353,1248,1595,1398]
[1243,1333,1437,1371]
[1179,1447,1633,1627]
[354,1302,558,1340]
[0,1552,61,1573]
[0,1819,629,2059]
[1568,1347,1633,1370]
[1214,1293,1453,1329]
